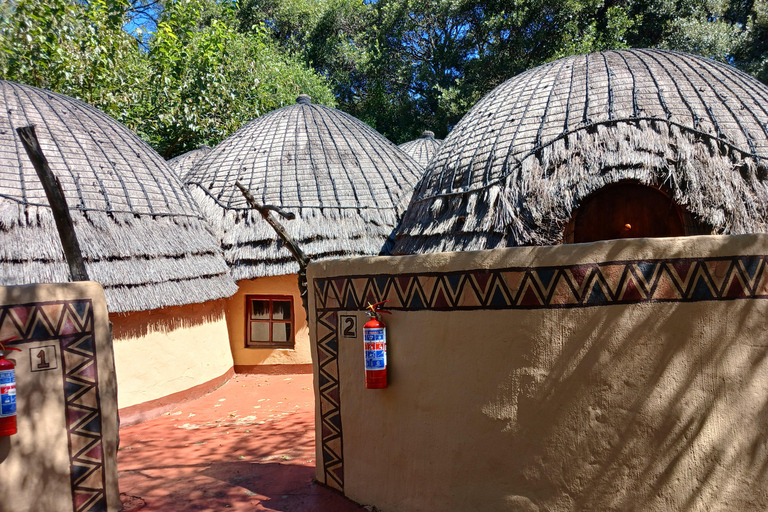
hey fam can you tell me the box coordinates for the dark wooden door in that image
[572,183,685,244]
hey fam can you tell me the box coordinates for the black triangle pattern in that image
[0,299,105,512]
[314,311,344,492]
[59,304,106,512]
[313,256,768,313]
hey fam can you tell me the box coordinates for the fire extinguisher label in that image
[364,328,386,370]
[0,370,16,418]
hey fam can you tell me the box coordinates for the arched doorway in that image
[568,182,686,244]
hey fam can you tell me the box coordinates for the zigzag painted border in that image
[311,254,768,493]
[1,300,105,512]
[315,311,344,491]
[314,256,768,312]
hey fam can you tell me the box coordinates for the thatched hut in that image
[398,130,443,168]
[186,94,422,372]
[168,144,212,179]
[0,80,238,421]
[394,49,768,254]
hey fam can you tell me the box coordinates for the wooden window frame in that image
[245,294,295,349]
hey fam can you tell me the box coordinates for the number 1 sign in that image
[30,345,57,372]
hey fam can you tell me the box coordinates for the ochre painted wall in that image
[111,299,233,410]
[308,234,768,512]
[225,275,311,369]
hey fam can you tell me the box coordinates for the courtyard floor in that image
[117,373,364,512]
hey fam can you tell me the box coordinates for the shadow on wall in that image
[482,303,768,511]
[111,299,228,339]
[0,358,74,511]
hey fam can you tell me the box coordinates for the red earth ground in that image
[117,373,364,512]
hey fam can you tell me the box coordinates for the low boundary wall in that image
[308,234,768,511]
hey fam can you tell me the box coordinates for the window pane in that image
[273,300,292,320]
[251,300,269,320]
[250,322,270,343]
[272,323,291,343]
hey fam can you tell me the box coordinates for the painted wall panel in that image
[308,234,768,512]
[0,282,119,512]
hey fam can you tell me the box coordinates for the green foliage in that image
[238,0,369,106]
[239,0,327,50]
[304,0,370,104]
[733,0,768,84]
[2,0,768,153]
[0,0,147,124]
[1,0,335,158]
[140,0,335,157]
[349,0,768,143]
[356,0,474,142]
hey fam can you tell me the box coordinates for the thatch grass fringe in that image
[0,260,237,313]
[397,119,768,252]
[0,197,237,312]
[395,49,768,254]
[73,212,220,259]
[86,254,229,286]
[0,253,228,286]
[0,200,221,259]
[0,260,71,286]
[103,275,238,313]
[191,186,401,280]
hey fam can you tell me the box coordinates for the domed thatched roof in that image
[394,49,768,254]
[0,80,237,312]
[398,131,443,168]
[168,145,212,179]
[185,94,423,280]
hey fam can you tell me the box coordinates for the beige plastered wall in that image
[225,275,311,367]
[308,234,768,512]
[0,282,119,512]
[110,299,233,409]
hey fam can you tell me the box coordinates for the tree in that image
[718,0,768,84]
[237,0,370,111]
[356,0,768,143]
[0,0,148,126]
[140,0,336,157]
[353,0,473,142]
[1,0,336,158]
[3,0,767,152]
[304,0,370,106]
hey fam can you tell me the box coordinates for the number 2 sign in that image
[340,315,358,339]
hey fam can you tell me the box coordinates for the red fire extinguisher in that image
[364,300,391,389]
[1,337,21,437]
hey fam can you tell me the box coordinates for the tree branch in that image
[17,126,89,282]
[235,181,310,320]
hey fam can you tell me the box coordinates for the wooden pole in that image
[235,181,310,319]
[16,126,90,282]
